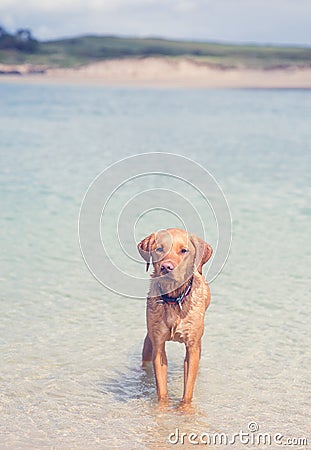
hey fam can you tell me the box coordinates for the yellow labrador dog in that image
[138,228,212,404]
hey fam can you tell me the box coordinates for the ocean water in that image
[0,82,310,449]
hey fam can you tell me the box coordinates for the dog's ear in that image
[137,233,156,272]
[190,234,213,275]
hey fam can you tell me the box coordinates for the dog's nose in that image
[161,262,174,272]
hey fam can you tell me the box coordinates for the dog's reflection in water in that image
[99,361,155,403]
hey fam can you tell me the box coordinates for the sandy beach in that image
[1,57,311,88]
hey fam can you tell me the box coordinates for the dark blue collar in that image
[157,277,193,310]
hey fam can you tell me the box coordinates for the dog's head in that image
[137,228,212,285]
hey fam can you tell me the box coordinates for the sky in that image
[1,0,311,46]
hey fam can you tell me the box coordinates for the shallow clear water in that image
[0,83,310,449]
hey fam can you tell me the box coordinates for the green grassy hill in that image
[1,34,311,69]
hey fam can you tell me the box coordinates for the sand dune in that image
[1,57,311,88]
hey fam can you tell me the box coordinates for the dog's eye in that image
[156,247,164,252]
[180,248,189,254]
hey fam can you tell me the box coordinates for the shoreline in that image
[1,58,311,88]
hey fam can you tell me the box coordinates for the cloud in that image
[0,0,310,45]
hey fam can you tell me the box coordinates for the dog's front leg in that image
[182,341,201,404]
[152,340,168,401]
[142,333,153,366]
